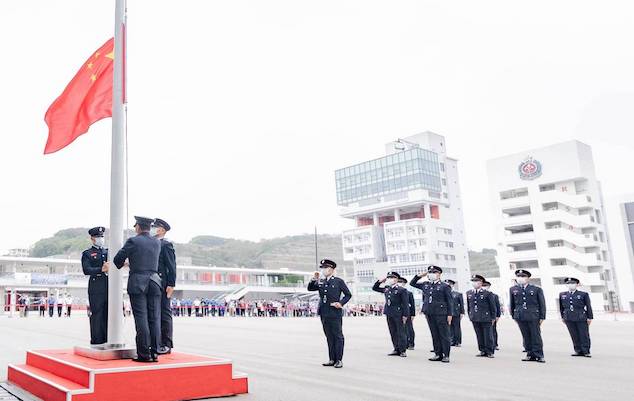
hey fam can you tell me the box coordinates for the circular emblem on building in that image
[518,157,542,180]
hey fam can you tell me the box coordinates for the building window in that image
[539,184,555,192]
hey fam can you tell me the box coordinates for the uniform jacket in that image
[450,291,464,317]
[466,289,497,322]
[307,276,351,318]
[407,290,416,317]
[409,277,455,316]
[81,246,108,294]
[372,281,410,318]
[491,292,502,318]
[113,232,161,295]
[158,238,177,287]
[509,284,546,321]
[559,290,593,321]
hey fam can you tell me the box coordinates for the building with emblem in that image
[335,132,471,302]
[487,140,620,313]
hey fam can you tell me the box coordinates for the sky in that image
[1,1,634,252]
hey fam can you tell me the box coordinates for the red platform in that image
[6,349,248,401]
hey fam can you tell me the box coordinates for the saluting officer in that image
[307,259,351,368]
[152,218,177,355]
[509,269,546,363]
[410,265,454,363]
[445,279,464,347]
[483,280,501,350]
[113,216,162,363]
[398,277,417,350]
[559,277,593,357]
[81,227,109,345]
[466,275,497,358]
[372,271,410,357]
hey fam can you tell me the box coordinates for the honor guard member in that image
[398,277,417,350]
[372,272,410,357]
[559,277,593,357]
[81,227,109,345]
[152,218,177,355]
[509,269,546,363]
[113,216,162,363]
[307,259,351,368]
[410,266,454,363]
[445,279,464,347]
[466,275,497,358]
[483,280,502,350]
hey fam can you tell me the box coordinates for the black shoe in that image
[322,361,335,366]
[476,352,486,357]
[333,361,343,368]
[157,346,171,355]
[485,354,495,358]
[522,349,528,353]
[454,344,461,347]
[428,356,443,362]
[521,356,534,362]
[534,357,546,363]
[407,346,415,350]
[495,346,500,350]
[571,352,584,357]
[583,354,592,358]
[441,357,450,363]
[388,351,400,356]
[429,350,436,353]
[133,356,157,363]
[399,352,407,357]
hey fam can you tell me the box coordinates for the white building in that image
[487,140,619,314]
[605,195,634,312]
[335,132,471,301]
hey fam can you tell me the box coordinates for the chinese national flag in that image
[43,38,114,154]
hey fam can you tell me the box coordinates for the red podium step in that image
[6,349,248,401]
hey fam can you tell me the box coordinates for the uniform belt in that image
[94,273,108,277]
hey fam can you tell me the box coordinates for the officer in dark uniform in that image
[410,266,454,363]
[559,277,593,357]
[445,279,464,347]
[307,259,351,368]
[466,275,497,358]
[372,271,410,357]
[81,227,109,345]
[483,280,501,350]
[398,277,416,350]
[113,216,162,363]
[509,269,546,363]
[152,218,177,355]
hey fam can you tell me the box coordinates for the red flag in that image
[43,38,114,154]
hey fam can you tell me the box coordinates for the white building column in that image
[423,203,431,219]
[394,209,401,221]
[373,212,379,225]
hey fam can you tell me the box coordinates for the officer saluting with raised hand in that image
[81,227,109,345]
[410,266,454,363]
[152,218,177,355]
[307,259,351,369]
[509,269,546,363]
[466,275,497,358]
[373,271,410,357]
[113,216,162,363]
[559,277,593,357]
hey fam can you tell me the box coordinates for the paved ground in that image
[1,314,634,401]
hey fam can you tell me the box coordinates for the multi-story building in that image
[335,132,471,301]
[605,195,634,312]
[487,140,619,314]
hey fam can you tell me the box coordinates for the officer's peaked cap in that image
[514,269,531,277]
[154,218,171,231]
[88,227,105,237]
[319,259,337,269]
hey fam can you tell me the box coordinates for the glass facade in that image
[334,148,442,206]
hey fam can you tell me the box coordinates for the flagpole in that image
[107,0,127,348]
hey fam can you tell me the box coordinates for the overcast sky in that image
[1,1,634,253]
